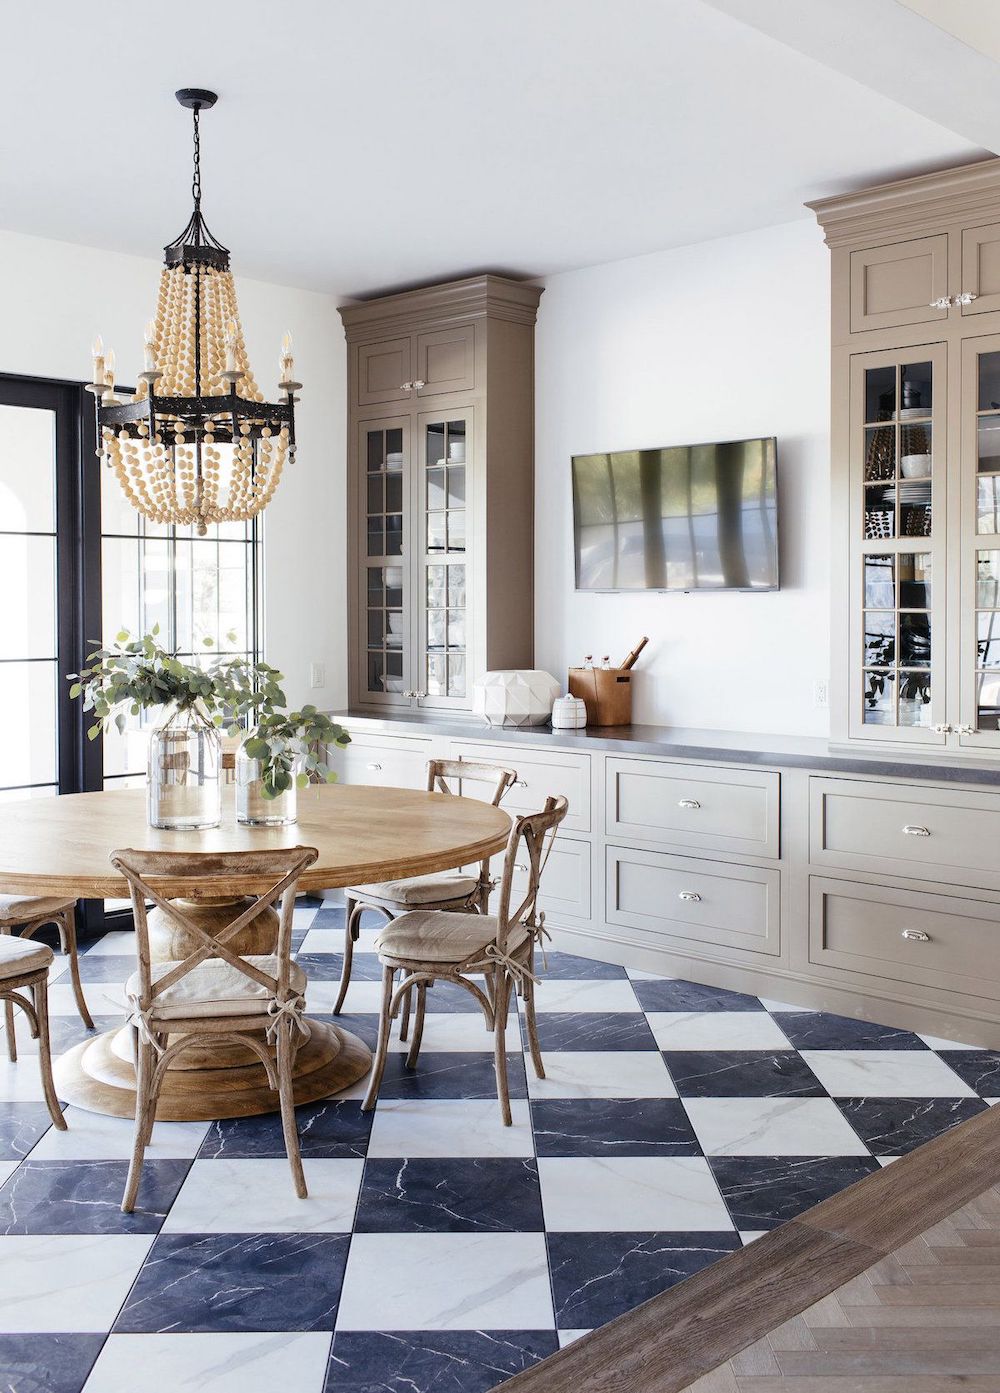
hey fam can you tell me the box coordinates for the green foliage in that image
[243,706,351,800]
[68,627,287,743]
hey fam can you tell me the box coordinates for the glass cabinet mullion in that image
[361,420,408,703]
[418,411,470,707]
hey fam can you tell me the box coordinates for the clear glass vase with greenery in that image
[237,707,351,826]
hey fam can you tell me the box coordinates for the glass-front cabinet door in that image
[358,417,411,707]
[416,407,472,709]
[849,346,947,744]
[960,336,1000,747]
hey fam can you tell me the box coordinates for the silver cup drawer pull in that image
[901,928,930,942]
[678,890,702,902]
[678,798,701,810]
[366,762,382,771]
[902,824,930,836]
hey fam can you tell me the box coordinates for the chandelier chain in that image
[191,108,202,208]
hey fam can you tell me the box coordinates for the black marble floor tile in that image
[631,979,764,1013]
[44,1015,118,1056]
[709,1155,880,1230]
[73,955,136,983]
[0,1159,189,1235]
[536,952,628,981]
[115,1231,350,1332]
[355,1157,543,1233]
[527,1011,657,1053]
[836,1097,988,1155]
[327,1330,559,1392]
[935,1050,1000,1097]
[547,1230,740,1329]
[0,1333,105,1393]
[663,1050,827,1098]
[0,1102,58,1162]
[772,1011,928,1052]
[319,1012,383,1051]
[530,1099,702,1157]
[198,1100,373,1160]
[296,952,383,982]
[374,1051,528,1101]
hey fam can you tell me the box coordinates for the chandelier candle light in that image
[89,89,300,536]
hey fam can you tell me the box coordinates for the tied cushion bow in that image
[265,994,309,1044]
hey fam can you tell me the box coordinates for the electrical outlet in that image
[310,662,326,689]
[813,679,829,709]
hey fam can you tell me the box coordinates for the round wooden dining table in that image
[0,783,512,1121]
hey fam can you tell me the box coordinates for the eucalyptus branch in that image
[243,707,351,799]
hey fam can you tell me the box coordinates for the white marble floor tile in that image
[757,998,811,1013]
[336,1232,553,1330]
[800,1049,978,1098]
[45,983,129,1016]
[367,1100,533,1158]
[0,1160,17,1186]
[532,979,640,1013]
[876,1156,901,1166]
[30,1108,210,1161]
[299,927,380,955]
[685,1097,872,1157]
[81,932,136,957]
[918,1032,982,1050]
[538,1156,733,1232]
[0,1234,154,1331]
[162,1158,364,1233]
[739,1231,768,1244]
[558,1330,591,1347]
[647,1011,792,1051]
[83,1332,332,1393]
[626,968,672,981]
[525,1051,676,1100]
[0,1057,46,1102]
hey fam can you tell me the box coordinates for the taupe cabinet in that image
[811,160,1000,755]
[339,276,541,713]
[329,714,1000,1048]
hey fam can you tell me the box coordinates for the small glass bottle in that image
[583,654,594,670]
[235,748,298,827]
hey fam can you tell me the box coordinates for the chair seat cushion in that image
[125,954,307,1021]
[0,894,75,924]
[376,911,528,965]
[348,873,479,907]
[0,934,54,979]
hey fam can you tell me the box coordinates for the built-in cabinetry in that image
[811,159,1000,755]
[328,714,1000,1048]
[339,276,541,714]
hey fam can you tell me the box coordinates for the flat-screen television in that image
[572,437,779,592]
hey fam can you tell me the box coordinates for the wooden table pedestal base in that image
[53,1020,372,1122]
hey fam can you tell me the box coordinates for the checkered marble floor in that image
[1,898,998,1393]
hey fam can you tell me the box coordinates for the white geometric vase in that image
[473,670,561,727]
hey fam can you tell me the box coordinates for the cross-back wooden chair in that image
[111,845,318,1213]
[334,758,518,1034]
[361,794,568,1124]
[0,935,66,1132]
[0,895,93,1042]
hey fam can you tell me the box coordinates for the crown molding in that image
[339,274,543,340]
[808,158,1000,248]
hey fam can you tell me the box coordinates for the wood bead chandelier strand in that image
[88,88,299,536]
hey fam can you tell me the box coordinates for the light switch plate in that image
[310,662,326,689]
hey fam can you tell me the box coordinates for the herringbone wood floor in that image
[683,1184,1000,1390]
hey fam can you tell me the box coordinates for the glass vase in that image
[236,750,298,827]
[147,703,222,830]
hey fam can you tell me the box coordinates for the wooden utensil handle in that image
[620,636,649,671]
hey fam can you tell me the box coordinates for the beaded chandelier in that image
[90,89,299,536]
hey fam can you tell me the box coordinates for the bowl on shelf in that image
[900,453,931,478]
[384,677,404,693]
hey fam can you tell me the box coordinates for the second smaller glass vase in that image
[236,750,298,827]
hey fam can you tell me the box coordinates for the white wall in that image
[534,218,831,736]
[0,229,347,709]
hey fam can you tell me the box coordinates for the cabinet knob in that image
[678,798,701,810]
[515,863,528,873]
[955,723,976,735]
[366,762,382,771]
[678,890,702,902]
[515,778,528,789]
[928,296,953,309]
[931,723,952,734]
[902,824,930,837]
[956,291,978,306]
[400,381,413,391]
[901,928,930,942]
[412,379,426,389]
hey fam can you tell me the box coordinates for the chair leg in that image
[332,900,361,1016]
[58,908,94,1031]
[405,981,427,1070]
[523,972,545,1080]
[276,1019,306,1199]
[361,965,395,1112]
[122,1028,155,1213]
[4,997,16,1062]
[398,983,412,1042]
[492,970,513,1127]
[31,979,65,1131]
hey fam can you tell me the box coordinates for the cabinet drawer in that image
[338,732,431,790]
[451,743,591,832]
[850,236,949,333]
[810,777,1000,892]
[415,324,476,396]
[483,834,591,924]
[809,875,1000,1002]
[606,845,780,957]
[607,758,779,857]
[355,339,414,406]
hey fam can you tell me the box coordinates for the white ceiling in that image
[0,0,995,297]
